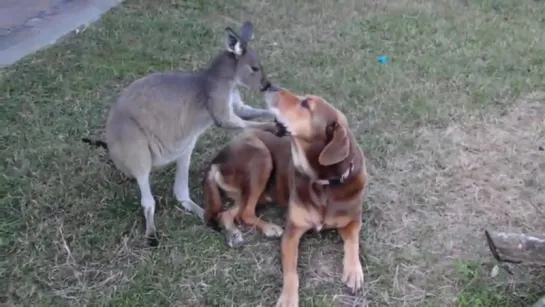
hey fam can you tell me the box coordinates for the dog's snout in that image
[264,85,279,108]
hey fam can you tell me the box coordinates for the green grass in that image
[2,0,545,306]
[456,261,544,307]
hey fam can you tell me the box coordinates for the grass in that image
[2,0,545,306]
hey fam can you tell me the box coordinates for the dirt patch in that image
[361,93,545,305]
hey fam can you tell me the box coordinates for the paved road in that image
[0,0,122,67]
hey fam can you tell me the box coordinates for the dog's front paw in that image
[342,260,364,293]
[261,223,284,238]
[275,290,299,307]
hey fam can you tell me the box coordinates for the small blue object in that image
[378,56,388,64]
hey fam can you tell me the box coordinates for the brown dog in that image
[203,85,367,307]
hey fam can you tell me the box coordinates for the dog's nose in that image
[264,84,279,108]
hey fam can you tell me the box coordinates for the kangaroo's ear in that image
[225,27,244,56]
[239,21,255,42]
[318,122,350,166]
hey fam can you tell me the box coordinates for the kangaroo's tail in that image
[81,138,108,151]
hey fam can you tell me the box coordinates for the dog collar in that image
[316,162,355,186]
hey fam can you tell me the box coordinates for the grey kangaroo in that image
[82,21,281,246]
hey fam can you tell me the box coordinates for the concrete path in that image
[0,0,123,68]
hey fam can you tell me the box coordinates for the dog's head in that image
[264,85,352,181]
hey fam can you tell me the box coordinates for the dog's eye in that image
[326,121,337,136]
[250,66,260,72]
[300,99,309,109]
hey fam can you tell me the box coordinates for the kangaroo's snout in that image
[260,80,272,92]
[266,83,280,92]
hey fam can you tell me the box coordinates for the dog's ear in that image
[318,122,349,166]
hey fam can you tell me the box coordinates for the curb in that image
[0,0,124,68]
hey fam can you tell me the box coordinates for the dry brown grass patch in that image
[361,93,545,306]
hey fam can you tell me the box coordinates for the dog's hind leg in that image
[174,136,204,220]
[218,202,245,248]
[203,163,245,248]
[240,195,283,238]
[239,155,283,238]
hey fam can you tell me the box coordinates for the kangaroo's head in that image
[224,21,270,92]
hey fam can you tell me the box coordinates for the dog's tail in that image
[81,138,108,151]
[202,163,223,232]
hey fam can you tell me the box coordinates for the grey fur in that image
[95,21,277,244]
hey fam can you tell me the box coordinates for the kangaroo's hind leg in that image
[107,119,158,246]
[174,136,204,220]
[135,171,158,246]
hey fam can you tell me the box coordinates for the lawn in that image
[2,0,545,306]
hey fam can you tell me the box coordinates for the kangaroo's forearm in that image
[234,105,274,120]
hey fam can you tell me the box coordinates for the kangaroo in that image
[82,21,282,246]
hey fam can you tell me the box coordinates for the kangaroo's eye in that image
[300,98,309,109]
[251,66,260,72]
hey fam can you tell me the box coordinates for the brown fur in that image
[203,86,367,306]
